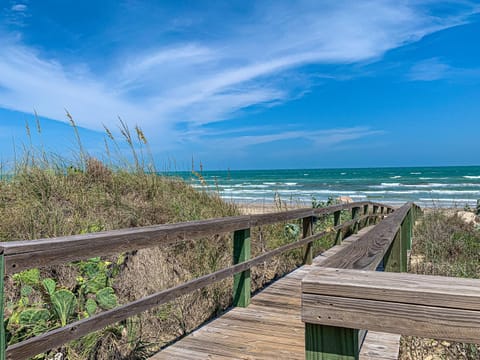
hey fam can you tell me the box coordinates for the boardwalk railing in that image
[0,201,393,360]
[301,202,480,359]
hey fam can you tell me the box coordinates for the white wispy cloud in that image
[203,127,384,150]
[408,57,480,81]
[0,1,478,151]
[11,4,27,12]
[408,58,451,81]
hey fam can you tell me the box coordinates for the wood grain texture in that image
[6,230,330,359]
[0,201,393,274]
[302,267,480,311]
[302,293,480,344]
[360,332,400,360]
[302,217,314,265]
[318,203,412,270]
[152,228,400,360]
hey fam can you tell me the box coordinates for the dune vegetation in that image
[400,209,480,360]
[0,119,341,359]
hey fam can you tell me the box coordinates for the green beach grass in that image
[399,209,480,359]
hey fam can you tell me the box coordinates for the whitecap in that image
[463,175,480,179]
[390,176,402,179]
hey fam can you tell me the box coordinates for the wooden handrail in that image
[0,201,393,274]
[302,267,480,344]
[319,202,416,270]
[1,201,392,360]
[302,202,424,360]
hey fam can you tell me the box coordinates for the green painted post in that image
[372,205,378,225]
[305,323,359,360]
[384,230,402,272]
[351,207,360,234]
[334,210,343,245]
[0,253,5,360]
[362,204,369,228]
[303,217,314,265]
[408,209,413,250]
[233,229,251,307]
[400,219,408,272]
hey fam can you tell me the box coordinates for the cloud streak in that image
[0,1,478,152]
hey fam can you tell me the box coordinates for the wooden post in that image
[407,209,413,250]
[372,205,378,225]
[305,323,359,360]
[233,229,251,307]
[362,204,368,229]
[400,219,409,272]
[380,206,385,220]
[334,210,343,245]
[384,229,403,273]
[351,207,360,234]
[0,253,5,360]
[303,217,314,265]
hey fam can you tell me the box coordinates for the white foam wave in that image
[419,198,477,203]
[463,176,480,179]
[371,182,478,189]
[390,176,402,179]
[431,190,480,195]
[410,172,422,175]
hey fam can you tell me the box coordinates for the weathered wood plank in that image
[303,216,314,265]
[0,201,393,274]
[302,293,480,344]
[153,227,385,360]
[383,230,402,272]
[360,332,400,360]
[318,203,412,270]
[5,230,327,359]
[302,267,480,311]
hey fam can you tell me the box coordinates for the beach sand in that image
[236,201,306,214]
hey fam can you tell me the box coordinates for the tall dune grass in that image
[399,209,480,359]
[0,114,319,359]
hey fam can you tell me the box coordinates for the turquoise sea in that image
[176,166,480,207]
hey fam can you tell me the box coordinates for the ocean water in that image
[175,166,480,207]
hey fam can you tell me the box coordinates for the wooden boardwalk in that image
[151,227,400,360]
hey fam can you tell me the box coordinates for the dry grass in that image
[0,117,342,359]
[1,156,316,358]
[399,209,480,360]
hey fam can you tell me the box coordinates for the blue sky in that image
[1,1,480,170]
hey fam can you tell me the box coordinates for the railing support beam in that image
[362,204,369,228]
[351,207,360,234]
[333,211,342,245]
[371,205,378,225]
[303,217,314,265]
[233,229,251,307]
